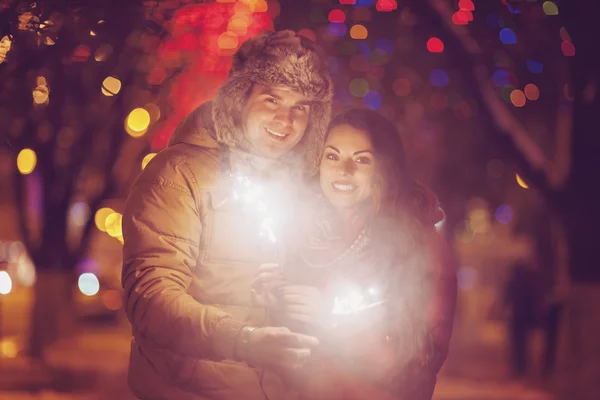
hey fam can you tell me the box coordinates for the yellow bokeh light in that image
[0,338,18,358]
[17,148,37,175]
[218,32,239,50]
[94,207,114,232]
[142,153,157,170]
[126,108,151,137]
[101,76,121,96]
[90,30,96,36]
[543,1,558,16]
[105,212,123,238]
[350,24,368,40]
[516,174,529,189]
[228,17,249,36]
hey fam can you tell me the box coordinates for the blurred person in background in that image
[121,30,333,400]
[503,260,543,379]
[253,108,457,399]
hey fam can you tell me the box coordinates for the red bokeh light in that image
[458,0,475,11]
[452,10,471,25]
[339,0,356,4]
[376,0,398,12]
[328,9,345,23]
[561,41,576,57]
[427,37,444,53]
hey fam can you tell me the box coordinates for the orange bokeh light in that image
[524,83,540,100]
[510,89,526,107]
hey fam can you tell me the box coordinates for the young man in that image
[121,31,333,400]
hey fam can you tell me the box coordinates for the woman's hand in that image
[278,285,329,332]
[251,263,287,308]
[236,326,319,371]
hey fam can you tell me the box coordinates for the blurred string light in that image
[510,89,526,107]
[524,83,540,100]
[94,207,114,232]
[0,338,18,358]
[559,27,571,42]
[101,76,121,96]
[0,35,13,64]
[499,28,516,45]
[105,212,123,238]
[430,69,449,88]
[125,107,151,137]
[427,37,444,53]
[17,148,37,175]
[78,273,100,296]
[141,153,157,170]
[69,202,91,227]
[350,24,368,39]
[516,174,529,189]
[543,1,559,16]
[0,271,12,295]
[94,44,113,62]
[339,0,357,4]
[561,41,575,57]
[452,0,474,26]
[375,0,397,12]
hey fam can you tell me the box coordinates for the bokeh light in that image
[329,10,345,23]
[101,76,121,96]
[126,108,151,137]
[527,60,543,74]
[105,212,123,238]
[427,37,444,53]
[492,70,509,87]
[543,1,558,16]
[0,271,12,295]
[495,205,513,225]
[363,91,382,109]
[218,32,239,50]
[524,83,540,100]
[375,0,397,12]
[350,24,368,40]
[142,153,157,170]
[510,89,526,107]
[516,174,529,189]
[102,289,123,311]
[17,148,37,175]
[561,41,576,57]
[375,38,394,55]
[69,202,91,227]
[94,207,115,232]
[430,69,449,87]
[499,28,516,45]
[349,78,369,97]
[328,22,347,37]
[78,273,100,297]
[393,78,411,97]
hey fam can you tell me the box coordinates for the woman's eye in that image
[356,157,372,164]
[293,105,307,113]
[325,153,339,161]
[265,96,277,104]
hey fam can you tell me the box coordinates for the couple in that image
[121,30,456,400]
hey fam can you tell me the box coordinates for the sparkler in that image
[331,283,387,316]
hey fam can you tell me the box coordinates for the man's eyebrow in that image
[325,145,340,153]
[353,150,374,156]
[261,87,312,106]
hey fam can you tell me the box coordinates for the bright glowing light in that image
[142,153,157,170]
[94,207,115,232]
[510,89,526,107]
[543,1,558,16]
[427,37,444,53]
[101,76,121,96]
[17,148,37,175]
[328,10,345,23]
[0,271,13,295]
[0,338,18,358]
[524,84,540,100]
[332,283,386,315]
[350,24,368,40]
[218,32,239,50]
[105,212,123,238]
[126,108,150,137]
[90,30,96,36]
[516,174,529,189]
[78,273,100,296]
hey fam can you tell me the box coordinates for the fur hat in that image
[212,30,334,173]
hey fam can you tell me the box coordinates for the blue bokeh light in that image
[328,22,347,37]
[492,70,509,87]
[500,28,517,45]
[363,91,382,109]
[430,69,449,87]
[375,38,394,55]
[495,205,513,224]
[527,60,544,74]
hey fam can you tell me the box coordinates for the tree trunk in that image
[28,270,74,359]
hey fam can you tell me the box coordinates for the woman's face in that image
[319,124,377,211]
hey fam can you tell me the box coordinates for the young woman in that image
[254,108,456,399]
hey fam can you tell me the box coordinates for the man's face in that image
[240,84,311,159]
